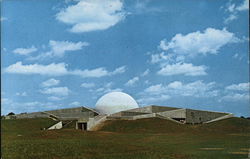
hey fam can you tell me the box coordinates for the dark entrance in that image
[172,118,186,123]
[78,122,87,130]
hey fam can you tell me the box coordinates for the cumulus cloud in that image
[141,69,150,76]
[125,77,139,86]
[92,82,123,95]
[110,66,126,75]
[41,78,60,87]
[16,92,27,96]
[49,40,89,57]
[225,82,249,91]
[232,53,243,60]
[48,96,63,101]
[56,0,126,33]
[13,46,37,55]
[220,82,249,102]
[220,93,249,102]
[81,82,95,88]
[144,80,218,98]
[137,94,170,105]
[150,52,173,64]
[1,98,61,114]
[26,40,89,60]
[5,62,68,76]
[137,80,218,105]
[157,63,207,76]
[159,28,239,57]
[4,61,126,78]
[150,28,239,77]
[224,14,238,24]
[224,0,249,24]
[70,101,80,106]
[40,87,70,96]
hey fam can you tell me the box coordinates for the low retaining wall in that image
[87,115,107,130]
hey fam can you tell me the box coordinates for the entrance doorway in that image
[77,122,87,130]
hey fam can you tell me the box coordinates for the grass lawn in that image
[1,117,250,159]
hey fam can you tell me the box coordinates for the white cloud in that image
[134,0,164,14]
[41,78,60,87]
[56,0,126,33]
[92,82,122,95]
[0,17,7,21]
[221,93,249,102]
[224,0,249,23]
[40,87,70,96]
[81,82,95,88]
[125,76,139,86]
[144,80,218,98]
[26,40,89,60]
[220,82,249,102]
[150,52,174,64]
[13,46,37,55]
[70,66,126,78]
[71,68,108,78]
[110,66,126,75]
[5,62,68,76]
[233,53,244,60]
[137,94,170,105]
[141,69,150,76]
[49,40,89,57]
[48,96,63,101]
[225,82,249,91]
[4,61,126,78]
[16,92,27,96]
[70,101,80,106]
[224,14,238,24]
[226,0,249,12]
[157,63,207,76]
[236,0,249,11]
[159,28,239,57]
[144,84,164,94]
[1,99,61,115]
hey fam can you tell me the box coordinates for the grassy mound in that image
[1,117,249,159]
[198,117,250,133]
[1,118,57,136]
[98,117,250,134]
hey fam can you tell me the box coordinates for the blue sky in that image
[1,0,249,116]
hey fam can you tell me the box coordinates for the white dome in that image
[95,92,139,114]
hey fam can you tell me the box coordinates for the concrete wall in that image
[126,106,154,113]
[185,109,229,124]
[15,112,49,119]
[204,113,234,123]
[13,106,99,120]
[157,109,186,119]
[48,121,63,130]
[132,113,157,120]
[110,111,150,117]
[151,105,179,113]
[125,105,179,114]
[50,112,96,120]
[87,115,107,130]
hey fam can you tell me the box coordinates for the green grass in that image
[1,117,250,159]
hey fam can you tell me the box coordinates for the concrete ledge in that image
[204,114,234,123]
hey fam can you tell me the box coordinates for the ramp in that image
[47,121,63,130]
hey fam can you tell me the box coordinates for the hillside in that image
[98,117,250,134]
[1,118,57,136]
[1,117,250,159]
